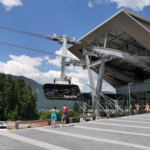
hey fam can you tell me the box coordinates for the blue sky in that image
[0,0,150,93]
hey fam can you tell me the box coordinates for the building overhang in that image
[68,9,150,88]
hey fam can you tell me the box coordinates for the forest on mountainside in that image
[0,73,75,111]
[0,73,38,121]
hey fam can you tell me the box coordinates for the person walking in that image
[145,103,149,113]
[49,106,59,128]
[61,104,68,127]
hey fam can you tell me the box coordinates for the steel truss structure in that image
[68,8,150,87]
[66,9,150,117]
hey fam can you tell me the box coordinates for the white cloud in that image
[0,55,43,77]
[88,0,150,11]
[88,0,105,8]
[0,0,22,11]
[0,52,115,93]
[88,1,93,8]
[110,0,150,11]
[10,55,42,67]
[0,55,64,90]
[44,49,62,67]
[44,48,78,67]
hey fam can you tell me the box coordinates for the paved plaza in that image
[1,114,150,150]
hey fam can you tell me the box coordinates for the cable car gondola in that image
[43,83,81,100]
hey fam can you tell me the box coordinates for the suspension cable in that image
[87,84,123,112]
[100,93,117,110]
[0,25,80,60]
[0,40,77,60]
[0,25,46,39]
[95,100,107,113]
[99,92,123,112]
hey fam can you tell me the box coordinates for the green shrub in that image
[39,111,51,120]
[67,110,80,123]
[57,111,63,122]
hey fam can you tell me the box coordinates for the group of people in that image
[49,104,68,128]
[135,103,150,113]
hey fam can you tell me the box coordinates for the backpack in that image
[63,107,68,114]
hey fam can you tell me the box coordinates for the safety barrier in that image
[15,119,51,129]
[69,115,95,123]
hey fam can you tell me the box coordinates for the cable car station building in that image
[68,9,150,112]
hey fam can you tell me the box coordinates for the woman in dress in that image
[49,106,59,127]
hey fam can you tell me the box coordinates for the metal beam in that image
[104,32,108,48]
[94,57,105,119]
[104,66,140,83]
[108,33,143,50]
[85,57,112,69]
[85,56,96,111]
[81,46,150,71]
[108,32,126,43]
[65,60,86,67]
[66,57,112,70]
[46,35,82,45]
[88,59,102,68]
[93,47,150,72]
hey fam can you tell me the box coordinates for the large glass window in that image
[131,92,138,109]
[138,91,146,106]
[146,91,150,104]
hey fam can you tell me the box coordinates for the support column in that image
[60,35,67,81]
[104,32,108,48]
[94,57,105,119]
[85,55,96,112]
[94,32,108,119]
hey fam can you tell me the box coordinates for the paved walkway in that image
[1,113,150,150]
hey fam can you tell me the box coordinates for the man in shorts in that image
[61,104,68,127]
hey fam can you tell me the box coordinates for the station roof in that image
[68,9,150,88]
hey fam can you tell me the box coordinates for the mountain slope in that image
[4,74,75,110]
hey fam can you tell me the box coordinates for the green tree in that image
[0,74,6,120]
[0,74,38,121]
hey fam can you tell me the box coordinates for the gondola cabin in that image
[43,84,81,100]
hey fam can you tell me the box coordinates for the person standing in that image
[49,106,59,128]
[135,103,140,114]
[61,104,68,127]
[145,103,149,113]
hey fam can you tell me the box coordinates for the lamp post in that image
[128,83,132,116]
